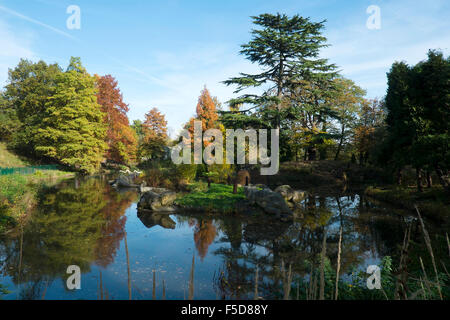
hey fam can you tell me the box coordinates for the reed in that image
[415,205,443,300]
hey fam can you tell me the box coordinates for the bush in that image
[208,164,234,184]
[176,164,197,184]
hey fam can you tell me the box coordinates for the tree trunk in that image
[334,126,345,161]
[307,147,317,161]
[426,171,432,188]
[416,168,423,193]
[435,167,450,192]
[396,169,403,185]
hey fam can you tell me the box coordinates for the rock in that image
[111,174,138,188]
[138,190,177,212]
[236,170,251,186]
[139,185,170,194]
[274,185,307,203]
[138,211,176,229]
[244,186,292,217]
[160,191,177,206]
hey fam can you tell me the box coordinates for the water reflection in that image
[0,178,448,300]
[0,178,137,299]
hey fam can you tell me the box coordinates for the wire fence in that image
[0,165,60,176]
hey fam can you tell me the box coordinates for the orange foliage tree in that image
[140,107,168,160]
[193,220,217,260]
[96,75,137,164]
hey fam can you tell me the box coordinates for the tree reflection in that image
[194,220,217,261]
[211,192,413,300]
[0,178,137,299]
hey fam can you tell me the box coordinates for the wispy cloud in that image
[0,5,77,40]
[0,19,36,86]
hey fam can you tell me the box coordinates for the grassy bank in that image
[175,183,245,213]
[0,142,29,167]
[365,185,450,220]
[0,170,75,234]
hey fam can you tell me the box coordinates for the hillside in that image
[0,142,29,168]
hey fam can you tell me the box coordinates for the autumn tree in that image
[35,57,107,174]
[96,75,137,164]
[354,98,385,165]
[140,107,168,160]
[187,87,219,136]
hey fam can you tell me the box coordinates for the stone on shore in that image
[274,185,307,203]
[138,189,177,212]
[244,186,292,217]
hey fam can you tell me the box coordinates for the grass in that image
[365,185,450,220]
[0,142,29,167]
[175,183,246,213]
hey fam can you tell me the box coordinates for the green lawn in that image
[175,183,245,213]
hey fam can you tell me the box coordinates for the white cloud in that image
[0,19,36,87]
[322,0,450,98]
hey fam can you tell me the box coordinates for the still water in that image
[0,177,447,300]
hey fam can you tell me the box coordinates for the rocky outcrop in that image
[274,185,307,203]
[137,189,177,212]
[244,186,292,218]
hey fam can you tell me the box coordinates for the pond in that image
[0,177,448,300]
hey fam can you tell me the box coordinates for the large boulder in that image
[274,185,307,203]
[110,174,138,188]
[138,190,177,212]
[244,186,292,217]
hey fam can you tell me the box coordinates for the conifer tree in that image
[35,57,107,174]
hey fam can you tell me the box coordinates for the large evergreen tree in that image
[140,107,168,161]
[384,50,449,191]
[222,13,337,160]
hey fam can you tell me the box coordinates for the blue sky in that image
[0,0,449,135]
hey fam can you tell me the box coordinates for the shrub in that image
[176,164,197,184]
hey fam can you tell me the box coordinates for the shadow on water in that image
[0,178,448,300]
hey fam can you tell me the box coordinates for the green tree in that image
[383,50,449,191]
[0,92,20,142]
[4,60,61,156]
[35,57,107,174]
[330,78,366,160]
